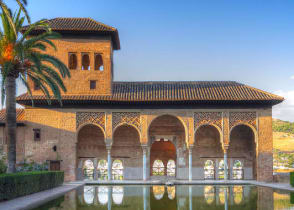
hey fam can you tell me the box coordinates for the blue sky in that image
[7,0,294,121]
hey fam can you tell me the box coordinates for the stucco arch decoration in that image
[228,112,258,144]
[146,113,189,147]
[76,112,106,131]
[112,112,141,136]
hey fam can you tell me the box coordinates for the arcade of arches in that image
[74,111,271,182]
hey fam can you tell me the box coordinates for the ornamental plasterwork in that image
[76,112,105,131]
[112,112,141,133]
[229,112,257,131]
[194,112,222,131]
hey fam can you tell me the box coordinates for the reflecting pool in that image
[32,185,294,210]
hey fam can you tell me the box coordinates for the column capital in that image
[223,144,229,152]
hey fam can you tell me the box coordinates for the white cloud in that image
[273,90,294,122]
[290,75,294,80]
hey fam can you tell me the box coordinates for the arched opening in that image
[112,159,123,180]
[113,124,142,180]
[83,159,94,180]
[204,160,215,179]
[149,115,185,178]
[94,54,104,71]
[68,53,77,70]
[77,124,106,180]
[98,186,109,205]
[152,160,165,176]
[82,53,90,70]
[232,160,243,180]
[228,125,256,180]
[112,186,124,205]
[167,159,176,176]
[97,159,108,180]
[152,185,165,200]
[193,125,223,180]
[204,186,215,204]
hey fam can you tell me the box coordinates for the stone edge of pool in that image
[0,180,293,210]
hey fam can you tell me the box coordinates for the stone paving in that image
[0,180,293,210]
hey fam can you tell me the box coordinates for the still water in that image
[33,185,294,210]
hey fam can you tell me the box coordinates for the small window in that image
[90,80,96,90]
[33,129,41,141]
[34,82,40,91]
[82,53,90,70]
[68,53,77,70]
[94,54,104,71]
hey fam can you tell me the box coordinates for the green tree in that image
[0,9,70,173]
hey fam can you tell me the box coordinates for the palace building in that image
[0,18,283,182]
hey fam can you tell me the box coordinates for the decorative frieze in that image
[194,112,222,131]
[76,112,105,130]
[112,112,141,133]
[229,112,257,131]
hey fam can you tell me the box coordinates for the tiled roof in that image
[21,18,120,50]
[16,81,284,106]
[0,109,25,124]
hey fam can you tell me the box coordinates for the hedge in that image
[291,172,294,187]
[0,171,64,201]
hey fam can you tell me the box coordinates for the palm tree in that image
[0,9,70,173]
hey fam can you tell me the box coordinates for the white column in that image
[189,147,193,181]
[143,147,147,181]
[107,149,112,181]
[224,149,228,180]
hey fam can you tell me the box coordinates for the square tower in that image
[22,18,120,96]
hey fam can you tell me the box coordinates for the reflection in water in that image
[152,185,165,200]
[98,186,108,205]
[204,186,215,204]
[33,185,294,210]
[167,186,175,200]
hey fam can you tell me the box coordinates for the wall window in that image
[204,160,215,179]
[94,54,104,71]
[97,159,108,180]
[167,159,176,176]
[33,128,41,141]
[68,53,77,70]
[152,160,164,176]
[83,159,94,180]
[112,159,123,180]
[34,82,40,91]
[90,80,96,90]
[82,53,90,70]
[232,160,243,180]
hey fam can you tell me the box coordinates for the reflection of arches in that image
[98,186,109,205]
[98,160,108,180]
[204,186,215,204]
[167,186,175,200]
[167,160,176,176]
[112,124,142,180]
[83,159,94,180]
[232,160,243,180]
[112,186,124,205]
[153,185,165,200]
[233,186,243,204]
[84,186,94,205]
[204,160,215,179]
[153,160,165,176]
[219,187,228,204]
[112,159,123,180]
[229,124,256,180]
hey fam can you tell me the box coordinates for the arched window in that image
[83,186,94,205]
[218,160,228,180]
[167,160,176,176]
[233,186,243,204]
[153,185,165,200]
[68,53,77,70]
[98,186,109,205]
[204,160,215,179]
[204,186,215,204]
[83,159,94,180]
[94,54,104,71]
[82,53,90,70]
[112,159,123,180]
[167,186,175,200]
[97,160,108,180]
[152,160,165,176]
[232,160,243,180]
[112,186,124,205]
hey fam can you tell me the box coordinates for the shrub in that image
[16,159,49,172]
[0,157,6,174]
[0,171,64,201]
[290,172,294,187]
